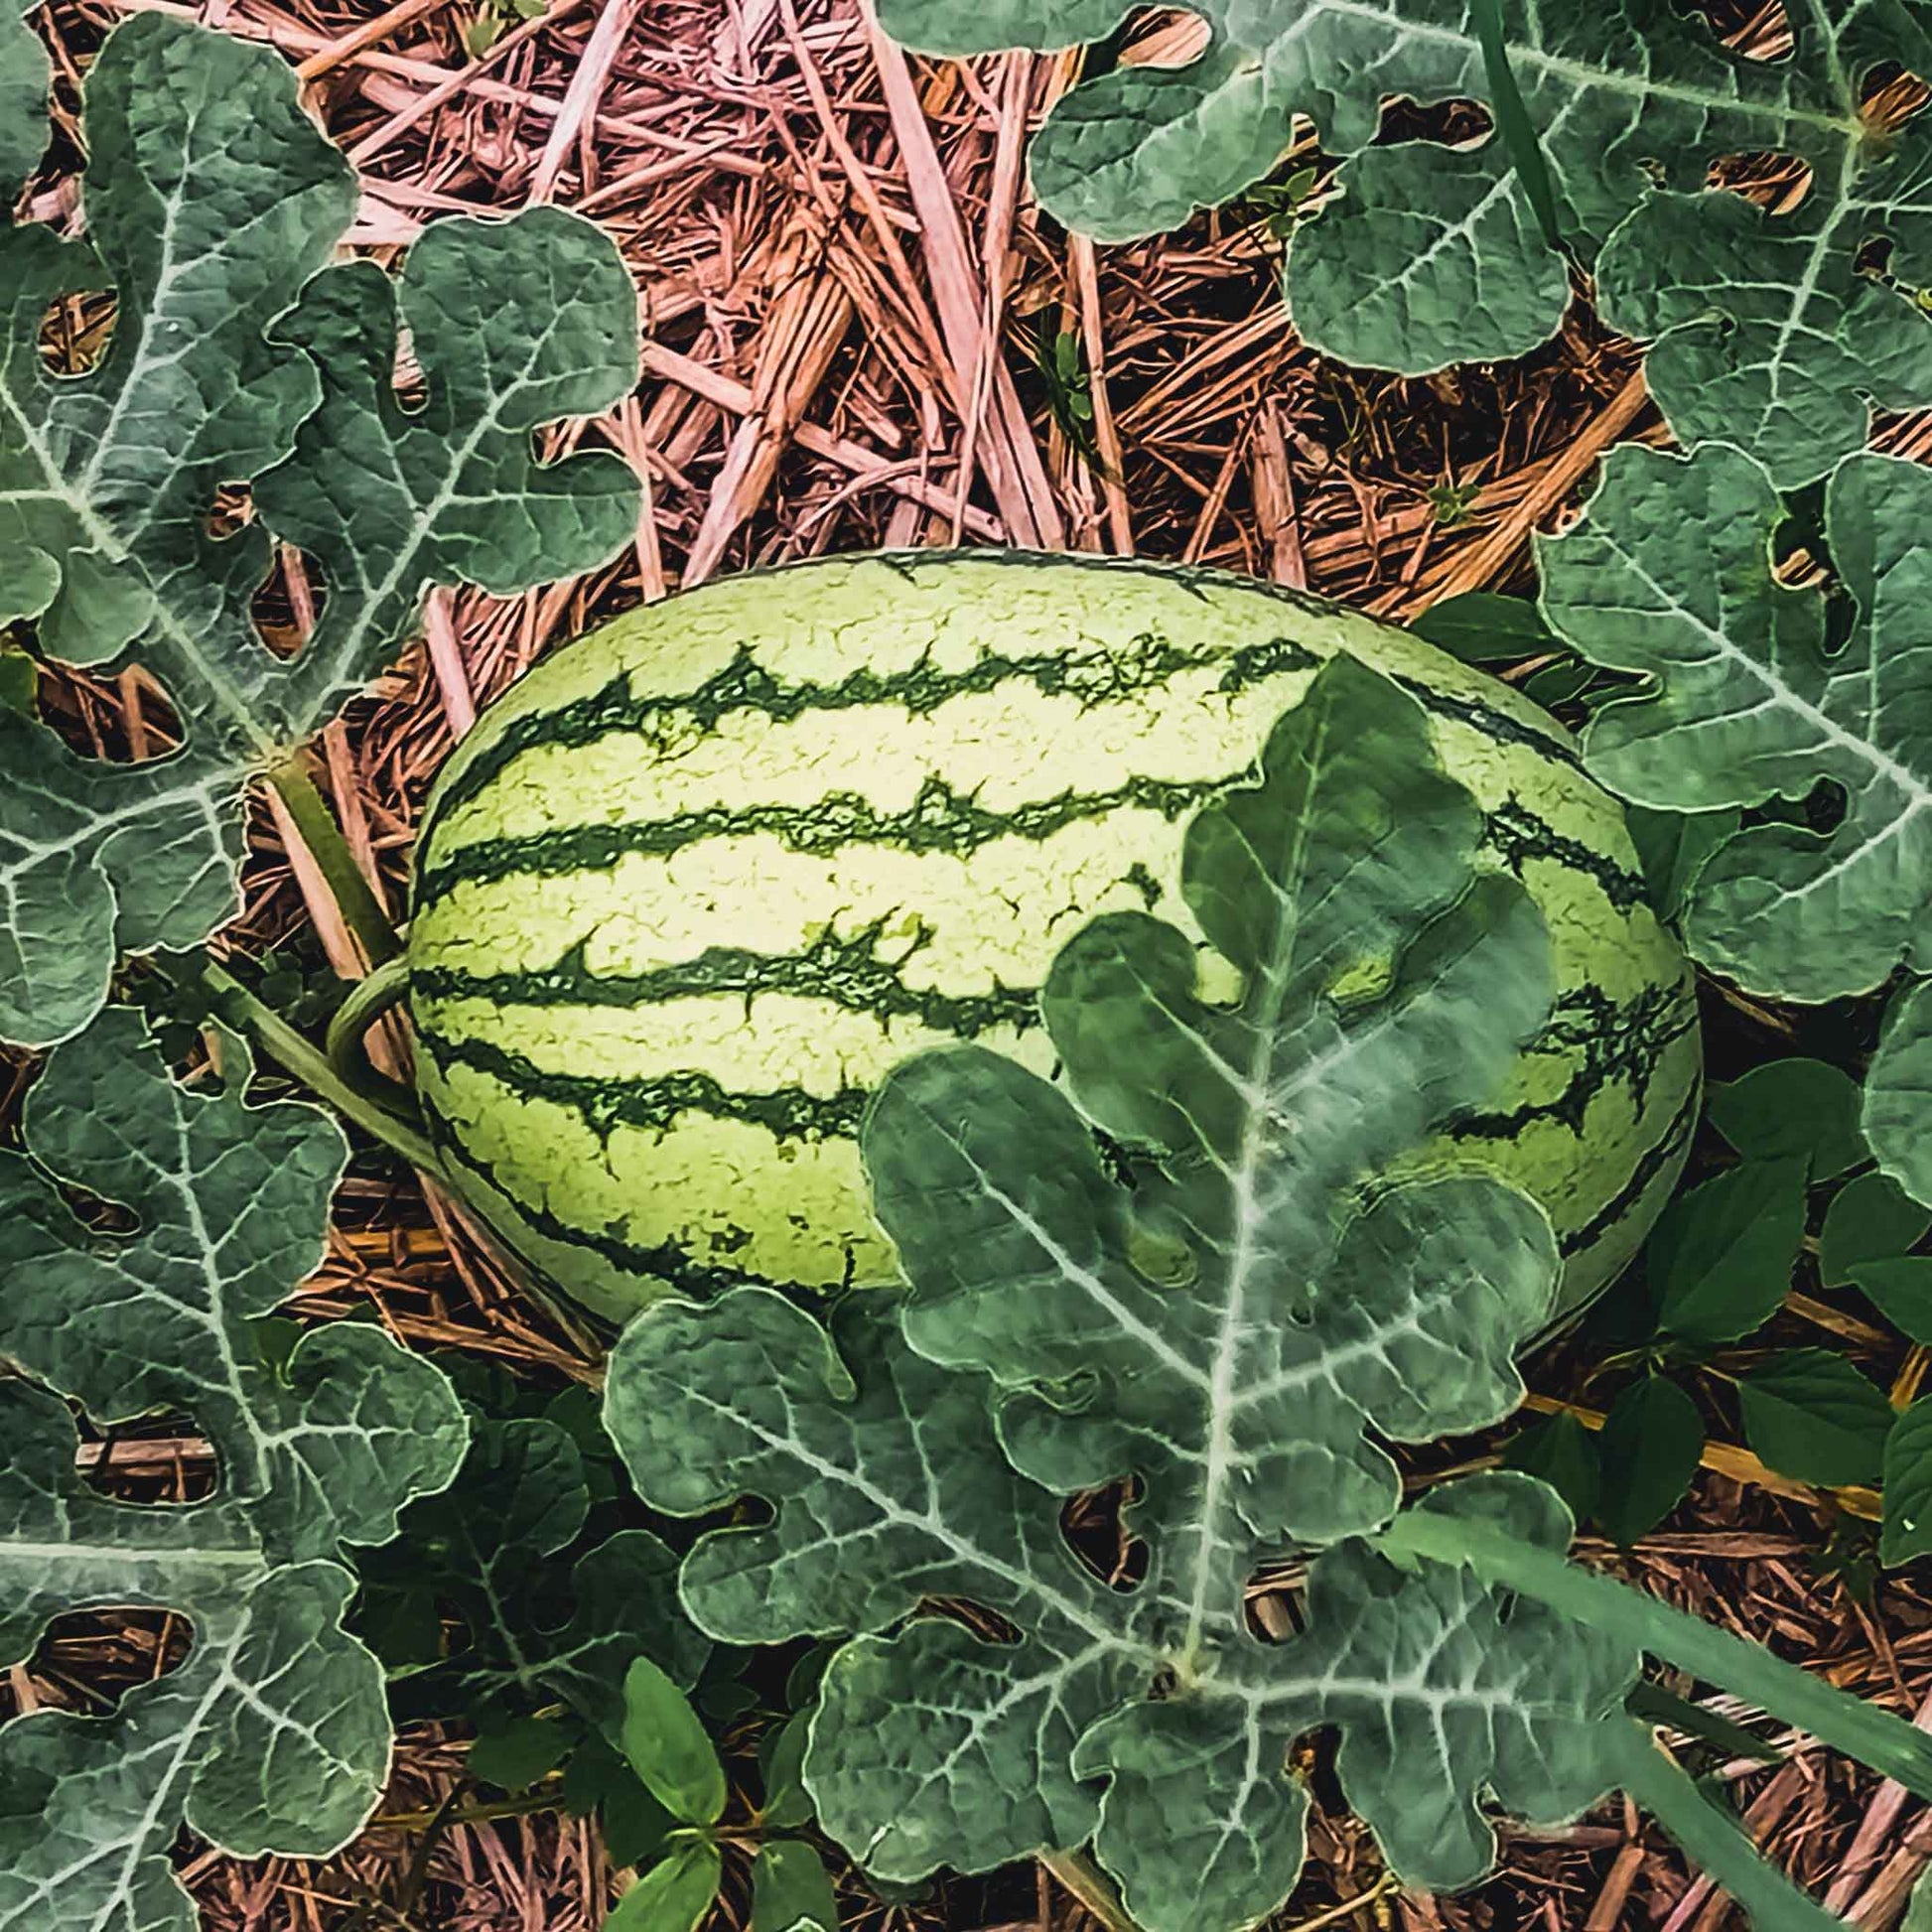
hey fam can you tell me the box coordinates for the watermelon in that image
[407,553,1700,1323]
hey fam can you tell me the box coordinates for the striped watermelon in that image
[408,554,1700,1323]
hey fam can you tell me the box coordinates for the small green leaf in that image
[1881,1402,1932,1568]
[1502,1411,1601,1523]
[1521,659,1593,709]
[1820,1173,1932,1290]
[0,649,35,715]
[752,1838,841,1932]
[1624,806,1742,926]
[1410,592,1559,665]
[1850,1259,1932,1346]
[621,1657,728,1827]
[1706,1062,1864,1180]
[469,1714,574,1790]
[357,1584,445,1671]
[1737,1350,1894,1487]
[560,1734,676,1866]
[602,1767,677,1870]
[760,1711,816,1830]
[1596,1377,1704,1545]
[1649,1160,1805,1346]
[605,1843,724,1932]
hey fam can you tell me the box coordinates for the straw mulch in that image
[12,0,1932,1925]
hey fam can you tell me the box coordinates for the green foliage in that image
[1595,1375,1705,1545]
[1820,1173,1932,1289]
[1540,446,1932,1005]
[1408,591,1560,665]
[622,1656,728,1826]
[606,1843,722,1932]
[1737,1350,1895,1488]
[1502,1411,1600,1523]
[752,1838,841,1932]
[1,0,47,197]
[1708,1062,1866,1181]
[603,654,1907,1932]
[876,0,1932,483]
[1883,1403,1932,1565]
[1651,1161,1808,1347]
[0,1010,468,1929]
[365,1412,705,1740]
[0,14,639,1048]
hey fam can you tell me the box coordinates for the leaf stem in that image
[1374,1511,1932,1798]
[200,957,444,1175]
[265,755,404,969]
[1600,1725,1846,1930]
[1040,1850,1143,1932]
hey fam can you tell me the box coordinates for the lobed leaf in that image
[0,1010,468,1930]
[1,0,48,198]
[369,1415,707,1739]
[1539,443,1932,1004]
[876,0,1932,482]
[605,658,1665,1930]
[0,15,639,1047]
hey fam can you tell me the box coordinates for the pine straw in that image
[12,0,1932,1925]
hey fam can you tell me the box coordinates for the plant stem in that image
[1375,1510,1932,1798]
[1040,1850,1142,1932]
[200,958,444,1175]
[265,755,404,968]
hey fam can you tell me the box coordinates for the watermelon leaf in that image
[0,14,639,1048]
[875,0,1932,483]
[0,1008,469,1927]
[1,0,47,197]
[365,1414,707,1740]
[1539,444,1932,1005]
[604,655,1895,1931]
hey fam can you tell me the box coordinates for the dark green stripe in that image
[417,766,1244,898]
[1555,1075,1701,1260]
[417,773,1640,912]
[413,918,1043,1041]
[1448,980,1699,1145]
[417,1027,866,1142]
[422,1098,822,1302]
[1480,796,1648,910]
[419,550,1586,893]
[419,617,1323,854]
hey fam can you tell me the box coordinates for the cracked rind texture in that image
[408,551,1699,1321]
